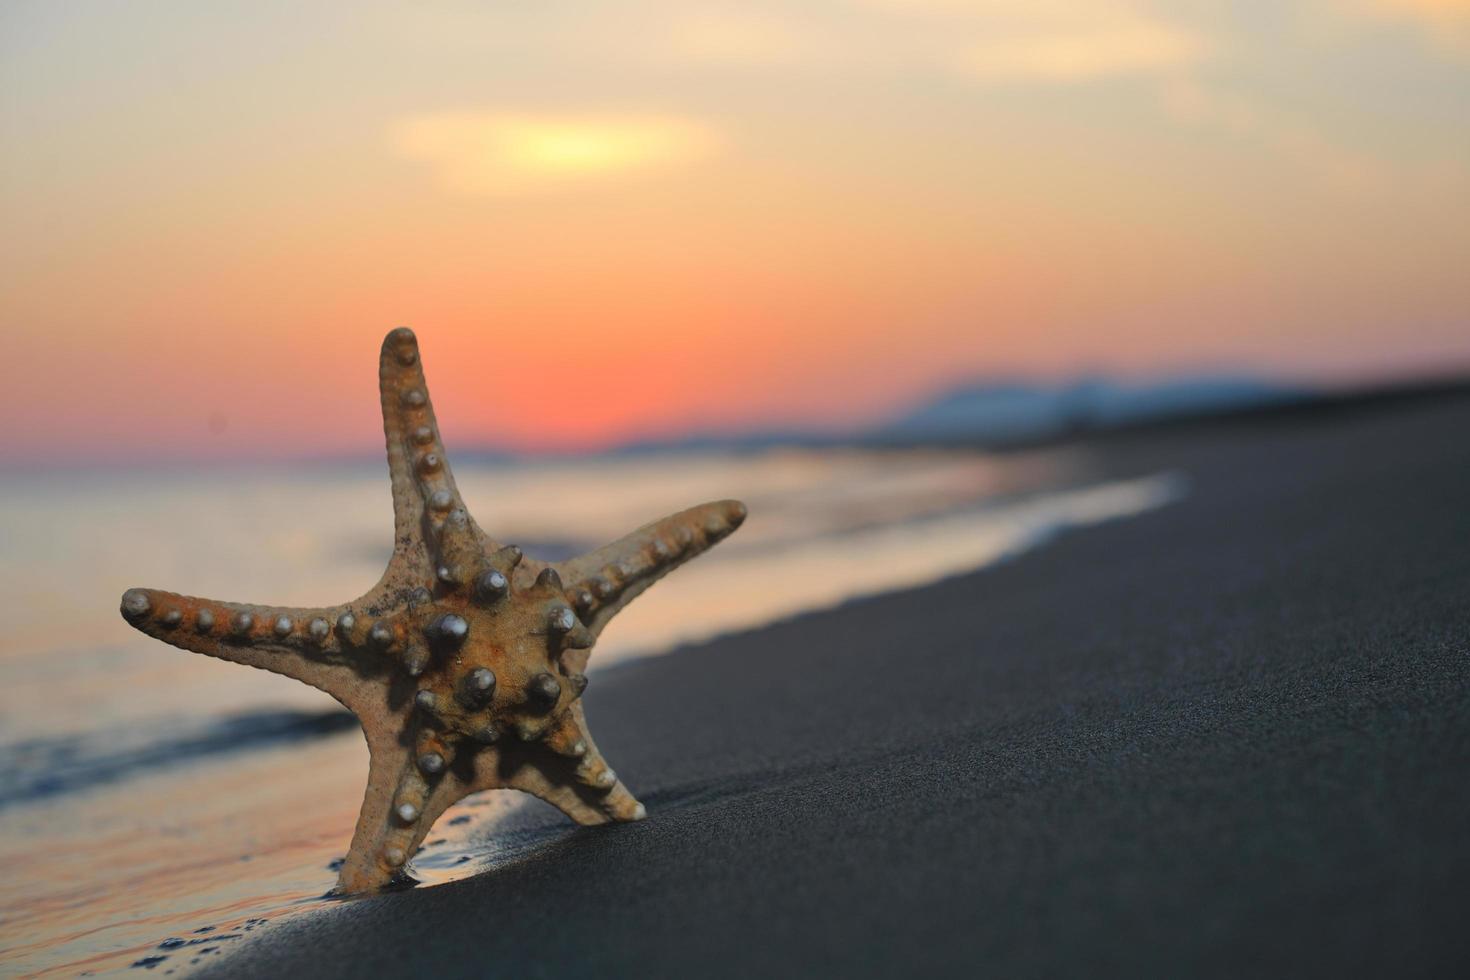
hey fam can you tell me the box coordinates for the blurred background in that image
[3,0,1469,463]
[2,1,1467,976]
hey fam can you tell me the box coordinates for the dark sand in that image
[208,394,1470,978]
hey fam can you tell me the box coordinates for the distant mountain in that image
[595,374,1310,456]
[876,375,1307,444]
[596,427,824,457]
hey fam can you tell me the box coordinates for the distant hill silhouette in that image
[878,375,1305,444]
[604,374,1309,455]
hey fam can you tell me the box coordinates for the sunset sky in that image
[3,1,1468,463]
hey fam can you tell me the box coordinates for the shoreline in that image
[180,392,1470,976]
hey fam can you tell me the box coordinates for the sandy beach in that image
[183,393,1470,978]
[7,4,1468,976]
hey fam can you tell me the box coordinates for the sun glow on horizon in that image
[391,112,720,195]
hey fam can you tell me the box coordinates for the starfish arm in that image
[376,327,496,587]
[552,499,747,646]
[486,704,646,824]
[335,722,467,893]
[117,587,397,704]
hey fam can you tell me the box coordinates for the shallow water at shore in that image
[0,447,1181,976]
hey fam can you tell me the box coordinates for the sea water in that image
[0,447,1181,976]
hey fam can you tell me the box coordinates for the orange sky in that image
[2,1,1468,463]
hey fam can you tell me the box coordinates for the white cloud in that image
[646,1,1207,83]
[1159,80,1258,135]
[957,21,1205,81]
[1365,0,1470,54]
[1159,80,1390,196]
[664,10,816,67]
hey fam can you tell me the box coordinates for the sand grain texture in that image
[204,396,1470,979]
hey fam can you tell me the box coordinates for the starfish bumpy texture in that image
[119,328,746,893]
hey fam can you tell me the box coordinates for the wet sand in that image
[206,393,1470,978]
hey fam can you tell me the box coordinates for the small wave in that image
[0,708,357,809]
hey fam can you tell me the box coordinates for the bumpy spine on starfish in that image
[119,326,746,894]
[377,326,495,588]
[347,696,645,887]
[552,498,747,657]
[118,589,388,705]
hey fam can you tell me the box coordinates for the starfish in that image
[119,328,746,894]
